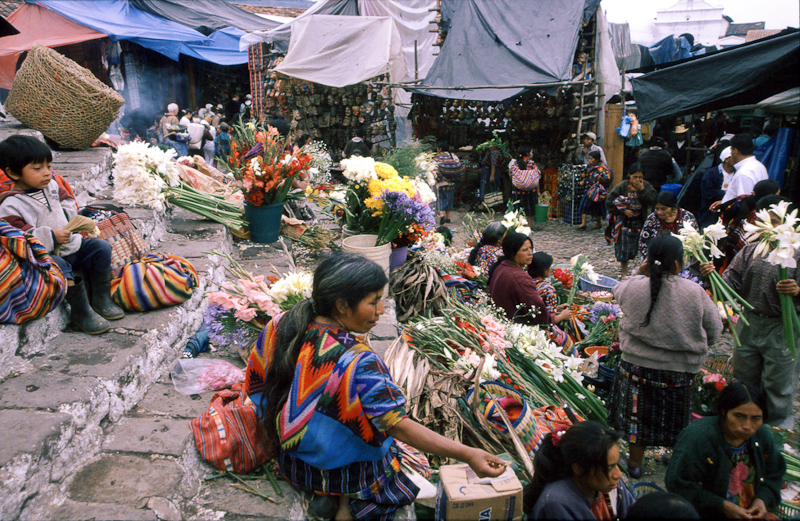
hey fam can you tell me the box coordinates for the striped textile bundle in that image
[110,253,198,312]
[0,220,67,324]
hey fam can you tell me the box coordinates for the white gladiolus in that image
[112,142,180,212]
[745,203,800,269]
[268,271,313,306]
[411,178,437,204]
[502,209,530,236]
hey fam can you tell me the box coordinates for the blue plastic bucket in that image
[661,183,682,196]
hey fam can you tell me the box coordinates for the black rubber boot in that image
[87,269,125,320]
[65,279,110,335]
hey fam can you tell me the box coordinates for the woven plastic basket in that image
[5,44,124,150]
[579,274,620,293]
[702,354,733,380]
[631,481,665,499]
[466,381,542,457]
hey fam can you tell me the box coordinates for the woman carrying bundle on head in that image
[609,235,722,478]
[523,420,635,520]
[467,221,506,275]
[244,253,505,521]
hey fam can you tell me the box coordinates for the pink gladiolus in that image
[207,291,239,310]
[234,306,258,322]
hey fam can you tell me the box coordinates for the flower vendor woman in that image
[488,232,555,326]
[605,163,657,278]
[665,380,785,519]
[638,190,699,259]
[609,235,722,478]
[528,251,573,324]
[577,151,612,230]
[467,221,506,274]
[244,253,505,520]
[523,421,635,520]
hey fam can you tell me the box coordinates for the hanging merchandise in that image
[557,164,586,225]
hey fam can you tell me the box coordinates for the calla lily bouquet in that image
[674,220,754,347]
[743,201,800,357]
[501,203,532,237]
[568,254,599,307]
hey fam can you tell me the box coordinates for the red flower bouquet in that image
[222,122,313,207]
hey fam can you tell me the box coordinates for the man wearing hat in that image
[672,124,695,174]
[699,145,735,227]
[576,131,606,166]
[638,137,674,193]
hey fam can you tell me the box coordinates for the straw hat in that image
[674,125,688,134]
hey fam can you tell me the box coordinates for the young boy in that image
[0,135,124,334]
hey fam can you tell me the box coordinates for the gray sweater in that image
[613,274,723,373]
[0,179,81,256]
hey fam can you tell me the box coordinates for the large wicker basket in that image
[5,44,124,150]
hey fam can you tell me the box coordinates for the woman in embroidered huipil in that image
[467,221,506,275]
[245,253,505,520]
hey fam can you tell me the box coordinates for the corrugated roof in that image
[726,22,765,37]
[0,0,23,18]
[745,29,781,42]
[234,3,304,17]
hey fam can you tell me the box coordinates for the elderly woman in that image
[666,380,785,519]
[609,235,722,478]
[467,221,507,274]
[488,232,558,325]
[638,191,698,259]
[244,253,505,520]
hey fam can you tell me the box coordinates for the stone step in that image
[0,212,232,520]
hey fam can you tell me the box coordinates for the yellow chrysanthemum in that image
[374,162,399,180]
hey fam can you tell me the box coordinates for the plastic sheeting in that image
[273,15,407,88]
[631,30,800,122]
[648,35,692,65]
[239,0,358,53]
[754,127,796,187]
[31,0,209,61]
[0,3,106,90]
[411,0,584,101]
[181,27,249,66]
[130,0,278,35]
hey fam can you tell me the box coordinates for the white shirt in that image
[721,155,768,202]
[720,165,734,194]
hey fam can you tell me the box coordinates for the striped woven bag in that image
[110,253,199,312]
[0,220,67,324]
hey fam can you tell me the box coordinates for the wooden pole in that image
[604,104,625,186]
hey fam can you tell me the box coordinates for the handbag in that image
[0,220,67,324]
[110,253,199,311]
[190,383,271,474]
[91,209,149,278]
[484,191,504,208]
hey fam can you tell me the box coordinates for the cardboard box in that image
[435,463,523,521]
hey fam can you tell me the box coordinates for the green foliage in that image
[378,137,436,178]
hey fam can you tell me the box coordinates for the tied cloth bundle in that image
[54,215,100,255]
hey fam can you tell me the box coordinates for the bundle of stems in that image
[166,182,247,236]
[55,215,99,255]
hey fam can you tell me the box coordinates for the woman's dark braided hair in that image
[467,221,507,266]
[642,234,684,326]
[260,253,387,449]
[522,421,622,516]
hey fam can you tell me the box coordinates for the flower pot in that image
[389,245,408,272]
[534,204,549,223]
[340,224,359,246]
[244,202,284,244]
[597,356,616,382]
[342,234,391,297]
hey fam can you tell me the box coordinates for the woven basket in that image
[466,381,542,457]
[631,481,665,499]
[702,353,733,379]
[5,44,124,150]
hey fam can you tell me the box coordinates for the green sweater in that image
[665,416,785,517]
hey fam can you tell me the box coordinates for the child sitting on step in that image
[0,135,124,334]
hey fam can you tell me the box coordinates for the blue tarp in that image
[755,127,796,187]
[648,35,692,65]
[182,27,248,65]
[30,0,247,65]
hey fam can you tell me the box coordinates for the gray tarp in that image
[130,0,279,35]
[410,0,584,101]
[631,29,800,122]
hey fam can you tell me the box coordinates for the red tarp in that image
[0,3,106,90]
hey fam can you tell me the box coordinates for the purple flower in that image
[381,191,436,229]
[678,268,703,288]
[590,301,621,324]
[204,304,258,349]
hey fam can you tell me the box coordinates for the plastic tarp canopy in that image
[727,87,800,116]
[631,30,800,122]
[410,0,584,101]
[30,0,209,61]
[754,127,796,187]
[130,0,279,35]
[0,3,106,90]
[273,14,407,88]
[240,0,358,52]
[181,27,249,66]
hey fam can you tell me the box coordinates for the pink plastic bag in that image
[170,358,245,395]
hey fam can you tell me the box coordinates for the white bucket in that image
[342,234,392,297]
